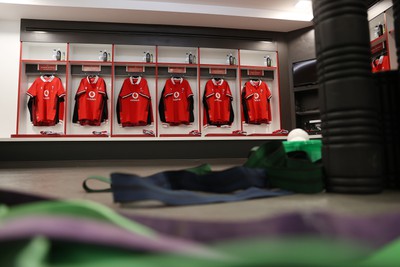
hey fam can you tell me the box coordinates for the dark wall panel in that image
[286,26,317,128]
[21,19,279,50]
[0,140,271,161]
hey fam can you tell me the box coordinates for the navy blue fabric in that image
[139,166,268,192]
[111,167,292,206]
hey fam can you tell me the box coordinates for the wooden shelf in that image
[199,63,238,69]
[239,65,277,71]
[69,60,112,65]
[113,61,156,66]
[157,62,198,67]
[22,59,68,64]
[370,34,387,47]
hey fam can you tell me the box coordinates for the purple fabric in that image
[126,212,400,248]
[0,215,216,257]
[2,188,400,249]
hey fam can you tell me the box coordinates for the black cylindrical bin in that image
[312,0,384,193]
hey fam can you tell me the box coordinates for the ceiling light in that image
[295,0,312,10]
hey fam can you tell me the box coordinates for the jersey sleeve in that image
[147,102,153,125]
[26,78,39,98]
[119,79,132,98]
[185,81,194,98]
[26,78,39,123]
[100,78,108,122]
[159,86,167,123]
[27,97,35,122]
[72,79,83,123]
[142,79,153,124]
[243,83,254,99]
[241,84,250,123]
[56,77,66,121]
[184,80,195,123]
[140,79,151,99]
[225,81,234,124]
[203,87,211,126]
[76,78,87,97]
[188,95,194,123]
[204,80,214,99]
[264,82,272,122]
[264,82,272,100]
[56,77,66,98]
[72,99,79,123]
[225,81,233,99]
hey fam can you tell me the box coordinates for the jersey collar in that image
[212,78,224,86]
[87,75,99,84]
[250,79,262,87]
[40,75,55,82]
[130,76,142,85]
[171,77,183,85]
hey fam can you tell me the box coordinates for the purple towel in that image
[0,215,219,258]
[126,211,400,248]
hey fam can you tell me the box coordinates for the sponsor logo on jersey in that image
[173,92,181,101]
[88,91,96,98]
[130,92,140,102]
[254,93,261,102]
[215,92,222,102]
[87,91,97,101]
[43,89,50,100]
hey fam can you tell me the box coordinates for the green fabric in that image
[1,200,400,267]
[359,238,400,267]
[5,230,400,267]
[283,140,322,162]
[244,141,325,193]
[82,176,112,193]
[185,163,213,175]
[0,200,155,238]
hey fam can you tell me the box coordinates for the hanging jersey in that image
[27,75,66,126]
[203,78,234,126]
[116,76,153,127]
[372,55,390,73]
[242,80,272,124]
[72,76,108,126]
[159,77,194,125]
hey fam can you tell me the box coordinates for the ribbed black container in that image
[374,71,400,189]
[312,0,384,193]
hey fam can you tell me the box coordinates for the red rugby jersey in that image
[203,78,234,126]
[27,75,66,126]
[72,76,108,126]
[372,55,390,73]
[159,77,194,125]
[116,76,153,127]
[241,79,272,124]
